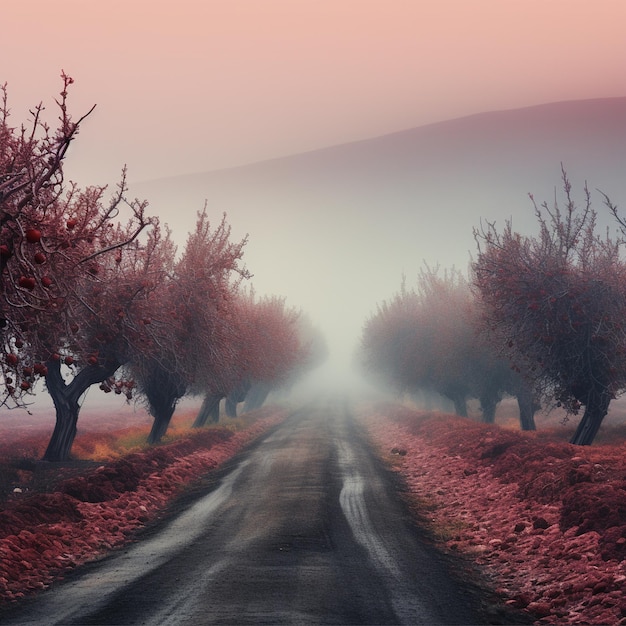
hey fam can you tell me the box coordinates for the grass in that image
[71,409,254,462]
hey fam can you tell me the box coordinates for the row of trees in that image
[361,168,626,445]
[359,267,538,431]
[1,76,323,461]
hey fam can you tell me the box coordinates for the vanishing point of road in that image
[2,399,511,625]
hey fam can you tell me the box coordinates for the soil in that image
[0,404,289,605]
[2,398,626,624]
[1,404,492,626]
[358,402,626,625]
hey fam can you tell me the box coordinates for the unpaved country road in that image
[2,400,504,625]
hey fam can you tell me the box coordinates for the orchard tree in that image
[360,268,538,428]
[252,312,327,410]
[224,295,310,417]
[362,270,478,415]
[473,169,626,445]
[1,73,95,406]
[40,221,171,460]
[194,289,259,424]
[360,286,424,401]
[131,210,249,443]
[195,292,315,424]
[1,76,158,460]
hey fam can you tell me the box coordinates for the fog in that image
[129,98,626,392]
[2,1,623,409]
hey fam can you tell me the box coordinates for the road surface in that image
[2,400,508,625]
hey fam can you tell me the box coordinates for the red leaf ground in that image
[358,401,626,625]
[3,398,626,624]
[0,404,288,605]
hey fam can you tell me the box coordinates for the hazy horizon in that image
[129,96,626,389]
[2,0,625,404]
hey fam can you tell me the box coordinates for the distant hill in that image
[130,97,626,379]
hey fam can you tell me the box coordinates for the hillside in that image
[129,98,626,377]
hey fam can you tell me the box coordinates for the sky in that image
[2,0,625,186]
[2,0,626,393]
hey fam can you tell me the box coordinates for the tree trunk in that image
[193,393,222,427]
[143,365,187,444]
[243,382,270,413]
[225,380,251,418]
[451,395,467,417]
[479,393,497,424]
[570,388,611,445]
[43,381,80,462]
[516,388,537,431]
[43,358,120,462]
[147,402,177,444]
[224,394,238,418]
[145,380,180,444]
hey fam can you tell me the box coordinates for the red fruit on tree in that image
[18,276,36,290]
[33,362,48,376]
[41,276,53,288]
[0,245,11,258]
[20,381,31,391]
[6,353,18,366]
[64,355,74,366]
[66,218,78,230]
[25,228,42,243]
[34,252,46,264]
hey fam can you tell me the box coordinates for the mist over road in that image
[3,401,489,625]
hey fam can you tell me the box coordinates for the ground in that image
[359,400,626,625]
[1,397,626,624]
[0,402,288,605]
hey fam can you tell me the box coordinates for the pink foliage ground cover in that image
[359,403,626,625]
[0,407,287,605]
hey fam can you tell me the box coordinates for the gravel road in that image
[2,400,494,625]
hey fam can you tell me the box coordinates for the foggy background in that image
[2,0,625,396]
[129,98,626,389]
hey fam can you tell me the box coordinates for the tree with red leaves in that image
[192,295,324,426]
[223,294,310,418]
[190,290,258,426]
[473,169,626,445]
[131,210,249,444]
[248,311,326,411]
[360,267,537,428]
[1,76,157,460]
[40,221,172,461]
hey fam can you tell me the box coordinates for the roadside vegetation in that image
[0,77,323,461]
[0,404,289,604]
[360,168,626,446]
[360,403,626,625]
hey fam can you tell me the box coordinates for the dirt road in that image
[2,400,495,625]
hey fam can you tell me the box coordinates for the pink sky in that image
[2,0,624,186]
